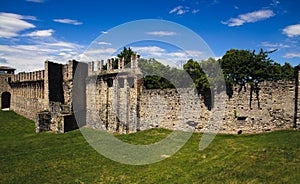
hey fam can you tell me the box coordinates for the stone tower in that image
[85,55,143,133]
[0,66,15,109]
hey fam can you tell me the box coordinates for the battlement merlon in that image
[11,70,45,82]
[87,55,141,76]
[10,60,80,83]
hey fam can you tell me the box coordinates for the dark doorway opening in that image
[1,92,11,109]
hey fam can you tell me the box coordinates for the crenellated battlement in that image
[11,70,45,82]
[87,55,140,76]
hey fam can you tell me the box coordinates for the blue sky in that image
[0,0,299,72]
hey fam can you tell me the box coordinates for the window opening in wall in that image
[127,77,134,88]
[107,79,113,87]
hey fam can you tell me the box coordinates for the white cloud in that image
[97,42,112,45]
[130,46,205,68]
[0,12,36,38]
[53,18,83,25]
[192,9,200,14]
[261,42,290,49]
[169,5,189,15]
[0,12,85,72]
[132,46,165,53]
[222,10,275,27]
[101,31,108,34]
[146,31,176,36]
[46,41,78,48]
[79,48,117,61]
[282,23,300,37]
[131,46,166,57]
[26,0,45,2]
[0,40,84,72]
[24,29,54,37]
[169,6,183,14]
[166,52,187,58]
[21,15,38,21]
[283,52,300,58]
[85,48,117,55]
[270,0,280,7]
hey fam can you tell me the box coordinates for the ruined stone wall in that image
[86,57,142,133]
[8,60,80,133]
[9,70,47,120]
[4,59,298,135]
[62,60,76,111]
[86,74,141,133]
[221,81,295,134]
[139,88,210,131]
[138,81,296,134]
[85,58,299,134]
[44,60,83,133]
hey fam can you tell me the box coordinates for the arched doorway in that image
[1,92,11,109]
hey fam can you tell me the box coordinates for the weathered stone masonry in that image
[0,60,85,133]
[85,59,300,134]
[0,66,15,109]
[86,56,143,133]
[0,59,299,134]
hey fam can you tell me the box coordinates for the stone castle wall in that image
[221,81,295,133]
[1,59,299,134]
[9,70,47,120]
[137,81,295,134]
[86,57,142,133]
[5,60,80,133]
[85,59,300,134]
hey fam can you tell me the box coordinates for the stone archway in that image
[1,92,11,109]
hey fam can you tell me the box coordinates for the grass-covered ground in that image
[0,110,299,183]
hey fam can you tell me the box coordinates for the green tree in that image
[280,62,294,80]
[138,58,174,89]
[183,59,210,91]
[138,58,191,89]
[219,48,279,108]
[219,49,253,91]
[199,57,226,93]
[117,47,136,67]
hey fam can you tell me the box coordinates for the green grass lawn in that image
[0,110,299,183]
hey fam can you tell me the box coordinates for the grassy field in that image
[0,110,299,183]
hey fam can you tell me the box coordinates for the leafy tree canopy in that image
[219,48,294,89]
[138,58,191,89]
[117,47,136,67]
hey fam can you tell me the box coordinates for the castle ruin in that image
[0,58,299,134]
